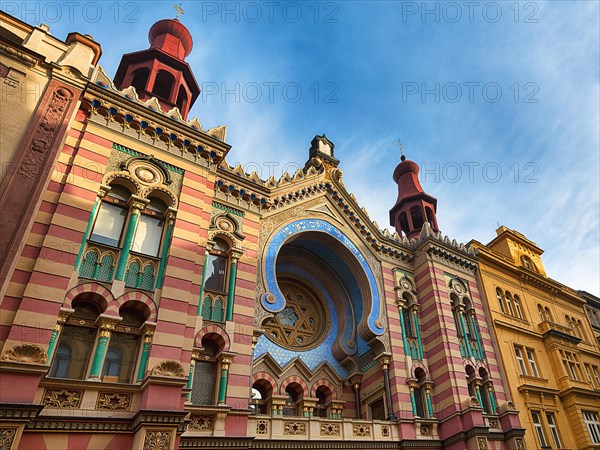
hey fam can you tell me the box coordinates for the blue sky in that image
[7,1,598,295]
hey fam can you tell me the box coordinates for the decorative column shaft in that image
[470,315,484,359]
[351,375,362,419]
[379,357,397,421]
[88,320,117,379]
[156,210,176,289]
[217,356,232,405]
[408,385,418,415]
[186,351,199,402]
[487,385,497,412]
[225,258,238,321]
[197,252,209,315]
[115,197,147,280]
[457,309,471,357]
[74,188,108,270]
[47,310,71,363]
[412,308,424,359]
[136,329,154,382]
[424,384,434,417]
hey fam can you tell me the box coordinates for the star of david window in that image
[263,278,329,350]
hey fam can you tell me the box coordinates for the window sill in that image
[41,377,141,392]
[499,313,529,324]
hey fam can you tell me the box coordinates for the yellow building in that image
[472,226,600,450]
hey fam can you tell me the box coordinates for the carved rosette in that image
[42,388,83,408]
[143,430,172,450]
[283,421,306,435]
[2,344,47,364]
[320,423,340,436]
[256,419,269,436]
[381,425,390,437]
[95,392,132,411]
[352,424,371,437]
[151,360,186,378]
[187,415,213,431]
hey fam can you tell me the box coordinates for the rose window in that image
[263,278,329,350]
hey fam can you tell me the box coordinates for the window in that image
[132,197,167,256]
[584,411,600,444]
[496,288,506,313]
[560,350,581,380]
[49,301,101,380]
[505,292,515,316]
[412,368,431,418]
[546,413,561,448]
[526,349,540,377]
[251,383,270,415]
[403,308,415,338]
[90,184,131,247]
[593,366,600,388]
[191,339,219,405]
[204,238,230,292]
[531,411,548,447]
[521,255,537,272]
[152,70,175,101]
[315,386,332,418]
[513,295,523,319]
[537,304,553,322]
[585,364,595,387]
[283,384,301,416]
[515,347,527,375]
[101,307,144,383]
[370,398,386,420]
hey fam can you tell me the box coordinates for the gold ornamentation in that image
[143,431,172,450]
[488,418,500,429]
[381,425,390,437]
[187,415,214,431]
[151,360,186,378]
[0,428,17,449]
[2,344,47,364]
[353,424,371,437]
[420,425,431,436]
[283,421,306,435]
[263,278,329,350]
[515,438,525,450]
[43,388,83,408]
[264,293,276,304]
[134,165,159,183]
[96,392,132,411]
[478,437,489,450]
[320,423,340,436]
[256,419,269,436]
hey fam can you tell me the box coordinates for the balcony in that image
[247,416,395,441]
[538,320,581,344]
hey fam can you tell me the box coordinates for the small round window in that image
[263,278,329,350]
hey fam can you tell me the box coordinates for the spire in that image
[113,13,200,120]
[389,149,439,240]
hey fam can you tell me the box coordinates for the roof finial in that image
[173,2,185,20]
[397,139,406,161]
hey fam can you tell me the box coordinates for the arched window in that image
[101,307,145,383]
[410,206,424,230]
[131,68,149,94]
[450,294,463,337]
[513,295,524,319]
[544,307,552,322]
[49,300,101,380]
[403,308,415,338]
[204,238,230,293]
[251,381,271,415]
[425,207,436,228]
[538,304,552,322]
[90,183,132,247]
[176,85,188,112]
[521,255,537,272]
[283,383,303,416]
[315,385,333,418]
[152,70,175,101]
[399,211,410,236]
[505,292,515,316]
[496,288,506,313]
[132,196,168,257]
[413,368,428,418]
[191,337,220,405]
[479,368,493,414]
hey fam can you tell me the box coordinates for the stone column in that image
[407,379,418,416]
[217,355,233,405]
[185,350,200,402]
[155,208,177,289]
[378,356,397,421]
[424,382,434,418]
[88,316,120,379]
[350,374,363,419]
[225,250,243,321]
[46,308,73,362]
[136,326,155,382]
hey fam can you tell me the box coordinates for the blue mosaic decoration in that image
[261,219,384,336]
